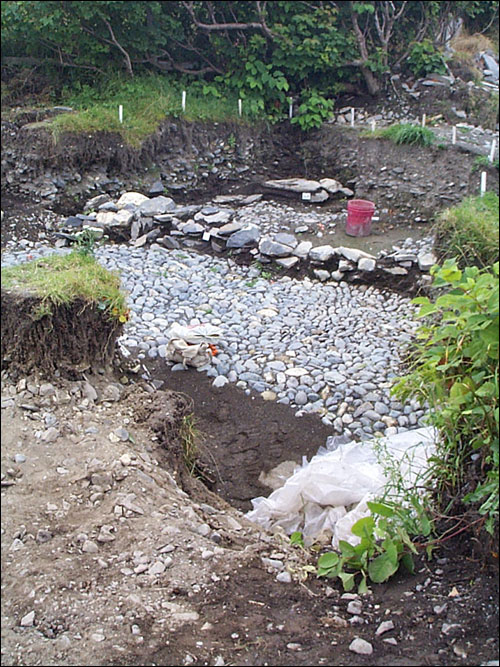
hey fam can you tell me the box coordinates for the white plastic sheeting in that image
[246,427,437,547]
[165,322,222,368]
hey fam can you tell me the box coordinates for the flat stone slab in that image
[263,178,322,193]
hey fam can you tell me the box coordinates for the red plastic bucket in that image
[346,199,375,237]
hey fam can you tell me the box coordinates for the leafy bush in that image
[317,498,432,593]
[393,260,499,535]
[380,123,435,147]
[407,39,447,77]
[433,193,499,269]
[291,89,334,131]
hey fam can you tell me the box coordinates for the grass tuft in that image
[379,123,435,147]
[433,192,499,269]
[1,251,128,321]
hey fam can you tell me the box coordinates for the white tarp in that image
[165,322,222,368]
[245,427,438,547]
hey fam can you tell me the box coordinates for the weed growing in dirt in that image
[393,260,499,536]
[1,251,129,323]
[179,413,201,475]
[433,192,499,268]
[316,498,432,593]
[379,123,435,147]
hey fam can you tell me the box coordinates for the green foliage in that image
[380,123,435,147]
[472,155,500,171]
[74,228,101,257]
[433,193,499,268]
[291,90,334,131]
[0,251,129,323]
[393,260,499,534]
[317,499,431,593]
[407,39,448,77]
[2,1,497,118]
[290,531,305,548]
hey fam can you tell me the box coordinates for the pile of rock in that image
[57,188,436,290]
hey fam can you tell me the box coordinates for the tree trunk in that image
[360,65,381,96]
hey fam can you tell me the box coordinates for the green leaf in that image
[400,552,415,574]
[351,516,375,539]
[417,303,438,318]
[480,322,499,345]
[367,501,396,518]
[317,552,339,577]
[338,540,357,558]
[475,381,496,398]
[357,574,370,594]
[368,550,400,583]
[290,531,304,547]
[338,571,356,591]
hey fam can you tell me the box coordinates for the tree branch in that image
[102,18,134,77]
[181,0,277,40]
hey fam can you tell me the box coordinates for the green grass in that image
[50,74,248,147]
[1,251,128,321]
[473,154,500,171]
[378,123,435,147]
[433,192,499,268]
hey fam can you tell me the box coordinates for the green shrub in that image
[380,123,435,147]
[433,193,499,269]
[317,498,432,593]
[290,90,334,131]
[407,39,447,78]
[472,155,500,171]
[393,260,499,535]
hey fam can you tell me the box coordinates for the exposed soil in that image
[1,291,123,376]
[1,363,498,667]
[1,91,499,666]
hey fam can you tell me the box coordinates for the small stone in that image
[36,529,53,544]
[120,453,132,466]
[347,600,363,615]
[81,382,98,402]
[276,571,292,583]
[91,633,106,642]
[10,538,25,551]
[358,257,376,271]
[82,540,99,553]
[197,523,211,537]
[41,427,60,442]
[114,427,129,441]
[148,561,166,576]
[20,611,35,627]
[349,638,373,655]
[376,620,395,635]
[39,383,56,397]
[261,390,277,401]
[383,637,398,645]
